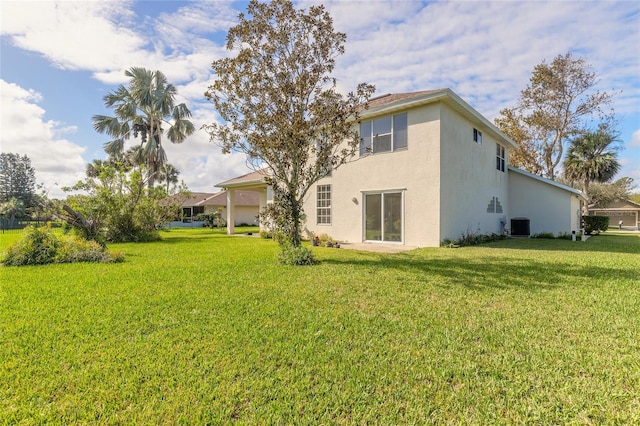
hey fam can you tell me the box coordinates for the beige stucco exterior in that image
[302,90,516,246]
[508,167,583,235]
[217,89,586,246]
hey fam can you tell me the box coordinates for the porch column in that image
[226,189,235,235]
[259,189,268,231]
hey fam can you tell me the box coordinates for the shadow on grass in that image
[484,233,640,255]
[319,249,638,292]
[158,235,221,245]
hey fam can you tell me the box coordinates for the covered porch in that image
[216,169,271,235]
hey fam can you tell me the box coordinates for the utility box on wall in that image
[511,218,530,236]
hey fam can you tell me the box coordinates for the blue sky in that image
[1,0,639,199]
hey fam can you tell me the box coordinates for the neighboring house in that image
[589,199,640,229]
[167,190,260,228]
[216,88,586,246]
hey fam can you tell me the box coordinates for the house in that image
[589,199,640,229]
[166,190,260,227]
[216,88,586,246]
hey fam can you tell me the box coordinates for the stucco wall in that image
[439,105,509,242]
[206,205,259,226]
[303,103,443,246]
[508,170,581,236]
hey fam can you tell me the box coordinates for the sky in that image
[1,0,639,200]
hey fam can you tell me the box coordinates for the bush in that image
[277,245,316,266]
[195,209,225,228]
[442,232,505,247]
[556,232,574,240]
[259,230,273,239]
[1,226,123,266]
[531,232,556,239]
[583,215,609,235]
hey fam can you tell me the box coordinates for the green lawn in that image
[1,228,639,424]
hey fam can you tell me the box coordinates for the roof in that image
[202,190,260,207]
[173,192,216,206]
[589,199,640,210]
[216,169,269,189]
[163,190,260,208]
[364,90,445,110]
[360,88,517,149]
[508,166,587,200]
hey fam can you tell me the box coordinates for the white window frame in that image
[496,144,505,172]
[473,128,483,144]
[316,184,331,225]
[359,112,408,156]
[362,190,405,243]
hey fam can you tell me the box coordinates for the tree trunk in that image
[582,178,590,216]
[62,204,104,246]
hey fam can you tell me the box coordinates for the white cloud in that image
[630,130,640,148]
[314,0,640,121]
[0,80,87,199]
[1,1,148,73]
[161,109,252,193]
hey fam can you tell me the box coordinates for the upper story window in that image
[473,128,483,144]
[359,112,408,156]
[496,144,505,172]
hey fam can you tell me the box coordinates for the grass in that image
[1,228,639,423]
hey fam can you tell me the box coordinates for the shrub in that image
[196,209,225,228]
[441,232,506,248]
[1,226,123,266]
[583,215,609,235]
[556,232,576,240]
[277,245,316,266]
[259,230,273,239]
[531,232,556,239]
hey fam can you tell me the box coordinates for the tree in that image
[495,52,615,180]
[158,163,180,195]
[588,177,635,209]
[63,163,185,243]
[204,0,375,250]
[0,153,37,209]
[92,67,195,188]
[0,198,25,227]
[563,125,621,214]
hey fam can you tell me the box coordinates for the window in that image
[364,191,403,242]
[473,128,483,144]
[360,112,408,155]
[394,113,408,149]
[316,185,331,225]
[496,144,505,172]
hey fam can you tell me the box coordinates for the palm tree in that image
[92,67,195,188]
[563,127,620,215]
[158,163,180,195]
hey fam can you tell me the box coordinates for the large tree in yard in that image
[204,0,375,252]
[495,52,615,180]
[92,67,195,188]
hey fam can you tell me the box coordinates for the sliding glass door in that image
[364,192,403,242]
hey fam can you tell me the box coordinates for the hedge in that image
[582,215,609,235]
